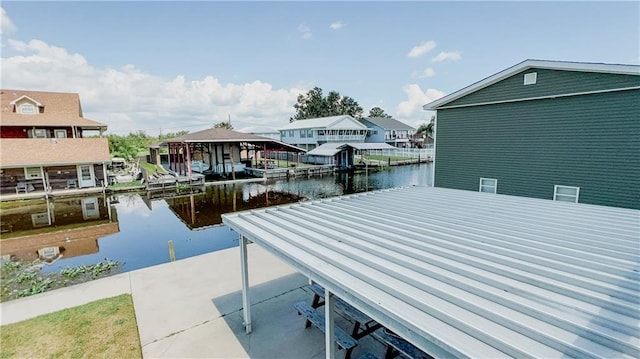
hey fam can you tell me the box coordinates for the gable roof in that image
[0,89,107,129]
[362,117,416,131]
[424,59,640,110]
[279,115,367,131]
[9,95,43,107]
[160,127,305,152]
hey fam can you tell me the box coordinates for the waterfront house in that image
[278,115,368,151]
[0,89,110,195]
[424,60,640,209]
[360,117,416,148]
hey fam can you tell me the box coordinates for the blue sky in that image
[1,1,638,135]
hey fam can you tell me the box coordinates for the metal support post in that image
[240,235,252,333]
[325,288,336,359]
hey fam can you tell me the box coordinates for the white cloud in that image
[1,39,305,135]
[432,51,462,62]
[412,67,436,79]
[329,21,346,30]
[407,40,436,58]
[396,84,445,123]
[0,7,17,35]
[297,24,312,39]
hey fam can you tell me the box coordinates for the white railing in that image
[317,135,366,142]
[365,147,433,159]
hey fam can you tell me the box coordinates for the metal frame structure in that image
[223,186,639,359]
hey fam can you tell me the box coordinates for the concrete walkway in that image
[0,245,383,358]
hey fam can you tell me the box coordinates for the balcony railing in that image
[317,135,366,142]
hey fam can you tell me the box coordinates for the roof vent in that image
[524,72,537,85]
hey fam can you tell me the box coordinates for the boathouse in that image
[424,59,640,209]
[151,128,305,178]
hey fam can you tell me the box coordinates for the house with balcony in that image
[0,89,110,196]
[424,59,640,209]
[360,117,416,148]
[278,115,368,151]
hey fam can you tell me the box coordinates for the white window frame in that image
[25,166,43,179]
[54,129,67,138]
[288,130,294,137]
[479,178,497,194]
[31,213,50,227]
[20,103,36,114]
[33,129,47,138]
[524,72,538,85]
[554,185,580,203]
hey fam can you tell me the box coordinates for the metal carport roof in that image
[222,186,639,359]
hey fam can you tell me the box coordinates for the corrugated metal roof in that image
[222,186,640,359]
[279,115,368,131]
[306,143,343,157]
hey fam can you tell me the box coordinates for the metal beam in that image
[240,235,252,333]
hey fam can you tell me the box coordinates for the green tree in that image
[158,130,189,140]
[214,121,234,129]
[291,87,363,121]
[107,131,155,160]
[416,116,435,137]
[368,107,392,118]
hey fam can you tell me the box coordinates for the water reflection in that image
[163,185,304,230]
[0,196,118,263]
[0,164,432,272]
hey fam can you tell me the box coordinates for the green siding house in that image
[424,60,640,209]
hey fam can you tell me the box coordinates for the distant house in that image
[278,115,368,151]
[424,59,640,209]
[360,117,416,148]
[0,89,110,195]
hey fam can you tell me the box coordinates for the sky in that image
[1,1,638,136]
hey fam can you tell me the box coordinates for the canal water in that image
[0,164,432,273]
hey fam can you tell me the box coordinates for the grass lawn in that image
[0,294,141,359]
[362,154,412,162]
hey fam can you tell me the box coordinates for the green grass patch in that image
[139,161,165,174]
[0,294,142,359]
[0,199,44,211]
[106,180,144,190]
[1,259,122,302]
[362,154,414,162]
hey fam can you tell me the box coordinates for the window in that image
[524,72,537,85]
[300,130,306,138]
[31,213,50,227]
[281,131,286,138]
[33,129,47,138]
[55,129,67,138]
[479,178,497,194]
[25,167,43,179]
[554,185,580,203]
[288,130,294,137]
[20,103,36,114]
[307,129,313,138]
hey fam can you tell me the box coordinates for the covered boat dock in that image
[151,128,305,179]
[222,186,639,359]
